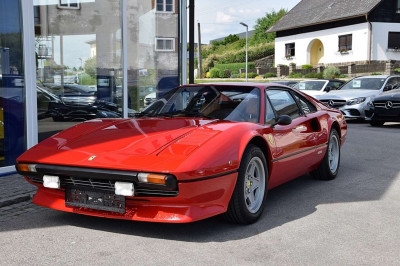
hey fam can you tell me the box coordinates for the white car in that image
[144,92,156,106]
[316,75,400,119]
[293,79,345,97]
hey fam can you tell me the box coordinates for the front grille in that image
[373,101,400,109]
[320,99,347,108]
[27,175,178,197]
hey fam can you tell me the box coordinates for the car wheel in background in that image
[224,144,268,224]
[369,121,385,127]
[312,128,340,180]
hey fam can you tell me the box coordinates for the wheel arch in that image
[240,135,272,178]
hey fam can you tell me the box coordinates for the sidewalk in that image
[0,174,37,208]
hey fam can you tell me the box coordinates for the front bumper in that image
[27,171,238,223]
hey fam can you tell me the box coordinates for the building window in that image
[156,0,174,12]
[338,34,352,52]
[58,0,80,9]
[156,38,175,51]
[388,32,400,50]
[285,43,295,57]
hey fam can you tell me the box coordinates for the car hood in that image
[300,90,325,97]
[373,89,400,101]
[317,89,380,100]
[17,117,224,173]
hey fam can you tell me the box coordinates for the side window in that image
[265,97,276,125]
[267,90,300,119]
[293,93,317,115]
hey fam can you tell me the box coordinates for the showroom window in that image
[156,0,174,12]
[58,0,80,9]
[338,34,352,52]
[285,43,295,57]
[156,38,175,51]
[388,32,400,50]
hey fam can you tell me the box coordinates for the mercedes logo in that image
[385,101,393,109]
[328,100,335,107]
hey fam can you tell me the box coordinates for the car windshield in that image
[293,81,326,91]
[340,78,386,90]
[137,85,261,123]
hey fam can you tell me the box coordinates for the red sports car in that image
[16,83,347,224]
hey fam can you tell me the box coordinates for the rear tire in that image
[311,128,340,180]
[224,144,268,224]
[369,121,384,127]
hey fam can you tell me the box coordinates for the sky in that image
[195,0,301,43]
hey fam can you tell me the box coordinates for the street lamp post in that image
[240,22,248,82]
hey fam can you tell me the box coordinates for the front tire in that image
[224,144,268,224]
[312,128,340,180]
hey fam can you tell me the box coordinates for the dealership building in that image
[0,0,188,174]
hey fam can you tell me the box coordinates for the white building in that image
[268,0,400,67]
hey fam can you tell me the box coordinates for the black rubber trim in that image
[271,143,328,163]
[178,169,238,183]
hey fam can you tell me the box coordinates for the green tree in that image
[84,56,97,77]
[249,9,287,45]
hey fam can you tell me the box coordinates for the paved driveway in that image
[1,122,399,265]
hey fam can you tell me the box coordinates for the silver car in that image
[316,75,400,119]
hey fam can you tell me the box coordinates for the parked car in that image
[293,79,345,97]
[270,80,298,87]
[365,86,400,126]
[143,92,156,106]
[316,75,400,119]
[16,83,347,224]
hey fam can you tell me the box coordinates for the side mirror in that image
[324,86,332,92]
[272,115,292,127]
[384,84,393,91]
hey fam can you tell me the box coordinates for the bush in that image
[302,64,313,69]
[255,75,263,79]
[395,68,400,73]
[304,72,323,79]
[248,73,258,78]
[239,72,257,78]
[323,66,341,79]
[230,74,239,78]
[209,68,221,78]
[214,62,255,74]
[371,72,382,75]
[264,72,277,78]
[206,72,210,78]
[289,72,303,78]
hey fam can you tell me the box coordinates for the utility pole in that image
[197,22,202,79]
[189,0,195,84]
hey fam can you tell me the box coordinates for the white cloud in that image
[216,12,233,23]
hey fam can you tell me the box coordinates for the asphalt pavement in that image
[0,121,400,265]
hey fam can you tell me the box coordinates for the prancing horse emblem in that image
[88,155,96,161]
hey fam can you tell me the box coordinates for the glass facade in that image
[0,0,182,171]
[0,0,25,167]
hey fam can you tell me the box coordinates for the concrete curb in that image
[0,193,34,208]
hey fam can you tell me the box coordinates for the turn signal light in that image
[16,163,37,173]
[138,173,167,185]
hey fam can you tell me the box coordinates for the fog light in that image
[115,182,134,196]
[138,173,167,185]
[43,175,60,189]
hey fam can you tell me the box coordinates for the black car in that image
[366,88,400,126]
